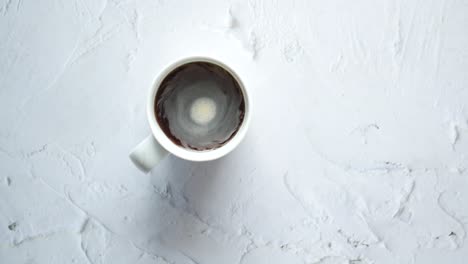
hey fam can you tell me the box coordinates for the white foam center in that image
[190,97,217,125]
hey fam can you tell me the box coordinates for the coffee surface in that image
[155,62,245,150]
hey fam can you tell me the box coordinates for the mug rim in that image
[146,56,251,162]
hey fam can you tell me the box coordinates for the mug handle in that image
[129,135,168,173]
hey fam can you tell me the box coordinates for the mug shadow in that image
[146,133,257,263]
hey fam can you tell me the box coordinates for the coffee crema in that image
[155,62,245,151]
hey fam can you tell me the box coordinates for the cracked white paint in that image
[1,0,468,263]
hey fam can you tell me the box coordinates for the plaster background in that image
[1,0,468,263]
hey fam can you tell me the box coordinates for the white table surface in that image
[1,0,468,263]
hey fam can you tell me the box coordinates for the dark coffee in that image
[155,62,245,151]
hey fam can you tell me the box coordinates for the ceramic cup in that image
[129,57,251,173]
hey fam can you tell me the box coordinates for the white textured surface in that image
[1,0,468,263]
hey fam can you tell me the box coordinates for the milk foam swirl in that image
[155,62,245,150]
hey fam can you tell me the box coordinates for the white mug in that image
[129,57,251,173]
